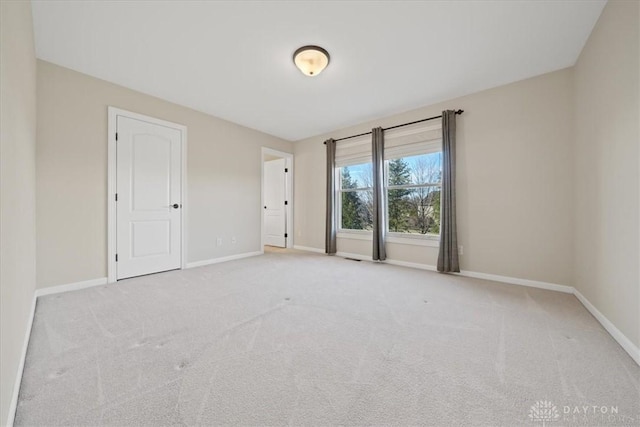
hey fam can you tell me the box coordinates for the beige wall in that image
[573,0,639,348]
[36,61,293,289]
[294,69,575,286]
[0,1,38,424]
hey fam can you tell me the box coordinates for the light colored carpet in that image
[15,249,640,426]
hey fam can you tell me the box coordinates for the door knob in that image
[172,204,180,209]
[264,206,267,209]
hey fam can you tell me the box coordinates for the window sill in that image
[337,231,440,247]
[387,234,439,247]
[337,230,372,241]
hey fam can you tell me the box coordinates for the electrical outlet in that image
[231,236,237,244]
[458,245,464,255]
[216,237,222,246]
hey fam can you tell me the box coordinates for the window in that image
[335,133,372,232]
[335,122,442,239]
[386,152,442,236]
[384,121,443,238]
[338,162,373,231]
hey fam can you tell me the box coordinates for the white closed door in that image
[116,116,182,280]
[264,158,286,247]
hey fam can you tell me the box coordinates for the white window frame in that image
[384,153,442,246]
[335,122,443,248]
[336,165,373,236]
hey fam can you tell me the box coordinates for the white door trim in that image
[107,107,188,283]
[261,147,294,249]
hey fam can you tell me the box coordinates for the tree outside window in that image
[339,163,373,231]
[386,152,442,235]
[338,152,441,236]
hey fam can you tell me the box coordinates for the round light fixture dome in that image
[293,45,330,77]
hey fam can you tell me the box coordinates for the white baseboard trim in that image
[11,278,108,424]
[35,277,108,297]
[574,289,640,365]
[384,258,439,272]
[458,270,574,294]
[335,251,371,261]
[294,247,571,292]
[6,294,37,427]
[292,245,324,254]
[186,251,263,269]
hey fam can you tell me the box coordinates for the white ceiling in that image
[31,1,605,141]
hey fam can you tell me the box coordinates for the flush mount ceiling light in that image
[293,45,330,77]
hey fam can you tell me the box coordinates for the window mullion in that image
[340,187,372,192]
[386,183,441,190]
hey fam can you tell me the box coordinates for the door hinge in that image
[115,132,118,141]
[284,200,288,205]
[115,193,118,201]
[284,233,288,238]
[285,168,288,173]
[115,254,118,262]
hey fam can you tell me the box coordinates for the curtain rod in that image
[325,109,464,144]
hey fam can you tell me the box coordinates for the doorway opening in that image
[261,148,293,251]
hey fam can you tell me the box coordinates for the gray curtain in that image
[325,138,337,254]
[437,111,460,272]
[372,127,386,261]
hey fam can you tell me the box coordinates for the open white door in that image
[263,158,286,247]
[116,116,182,280]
